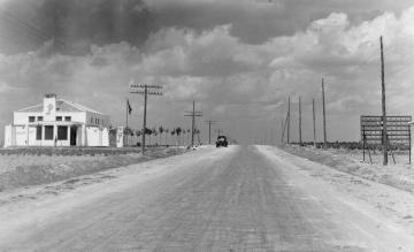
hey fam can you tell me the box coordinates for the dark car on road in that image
[216,136,228,148]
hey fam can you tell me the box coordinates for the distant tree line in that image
[109,125,201,147]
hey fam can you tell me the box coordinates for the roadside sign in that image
[116,126,124,148]
[360,115,411,164]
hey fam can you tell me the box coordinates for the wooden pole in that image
[125,99,129,146]
[208,122,212,145]
[380,36,388,165]
[312,98,316,147]
[142,85,147,154]
[125,99,128,128]
[322,78,327,148]
[191,100,195,147]
[409,125,411,164]
[130,82,163,153]
[281,116,286,143]
[299,96,302,145]
[287,96,291,144]
[362,124,366,162]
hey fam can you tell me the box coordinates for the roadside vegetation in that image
[282,144,414,194]
[0,146,188,191]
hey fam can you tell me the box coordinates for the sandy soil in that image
[0,147,188,191]
[282,145,414,193]
[0,145,413,251]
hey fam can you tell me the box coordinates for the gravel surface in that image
[0,145,413,251]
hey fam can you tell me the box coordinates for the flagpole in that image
[126,98,129,128]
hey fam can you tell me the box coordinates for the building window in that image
[29,116,35,122]
[57,126,68,140]
[37,116,43,121]
[44,126,54,140]
[36,126,42,140]
[56,116,62,121]
[64,116,71,122]
[91,117,93,123]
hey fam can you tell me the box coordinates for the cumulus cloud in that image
[0,3,414,144]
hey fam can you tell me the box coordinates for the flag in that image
[127,99,132,114]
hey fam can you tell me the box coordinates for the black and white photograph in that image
[0,0,414,251]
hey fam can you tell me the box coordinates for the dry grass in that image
[282,144,414,193]
[0,147,187,191]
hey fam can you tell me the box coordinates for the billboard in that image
[360,115,411,145]
[360,115,412,164]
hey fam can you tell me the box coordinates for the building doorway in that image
[70,126,77,146]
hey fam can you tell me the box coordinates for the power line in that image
[321,78,327,148]
[287,96,291,144]
[312,98,317,147]
[130,81,163,154]
[298,96,302,145]
[380,36,388,165]
[184,100,202,147]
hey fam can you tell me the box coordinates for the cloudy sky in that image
[1,0,414,144]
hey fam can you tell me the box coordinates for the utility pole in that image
[287,96,291,144]
[185,100,202,147]
[205,120,218,144]
[281,116,286,143]
[322,78,327,148]
[130,82,163,154]
[299,96,302,145]
[312,98,317,147]
[380,36,388,165]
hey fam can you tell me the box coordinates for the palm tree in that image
[176,127,182,146]
[171,128,176,146]
[145,127,152,146]
[152,127,158,145]
[165,128,169,146]
[158,126,164,146]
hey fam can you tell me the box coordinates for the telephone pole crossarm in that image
[184,100,203,147]
[129,82,163,154]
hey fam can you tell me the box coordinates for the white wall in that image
[102,128,109,146]
[4,125,12,147]
[86,127,100,146]
[86,126,109,147]
[14,112,86,125]
[14,112,43,125]
[27,126,37,145]
[15,125,27,146]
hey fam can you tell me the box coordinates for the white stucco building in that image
[4,94,110,147]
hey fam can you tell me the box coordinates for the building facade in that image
[4,94,110,147]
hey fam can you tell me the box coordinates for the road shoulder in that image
[256,145,414,251]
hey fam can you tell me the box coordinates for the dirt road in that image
[1,145,414,251]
